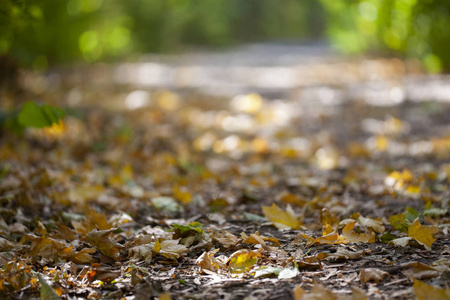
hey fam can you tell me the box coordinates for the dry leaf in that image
[129,245,153,263]
[353,213,385,233]
[342,222,375,243]
[413,279,450,300]
[86,228,124,260]
[408,218,439,250]
[359,268,389,284]
[71,248,96,264]
[293,285,305,300]
[388,237,413,247]
[153,239,188,260]
[262,203,302,229]
[211,231,240,248]
[196,249,226,272]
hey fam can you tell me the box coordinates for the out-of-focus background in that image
[1,0,449,72]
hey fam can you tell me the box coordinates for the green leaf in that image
[171,222,204,235]
[17,101,65,128]
[378,232,398,243]
[37,273,61,300]
[388,213,409,233]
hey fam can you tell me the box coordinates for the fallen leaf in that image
[71,248,96,264]
[293,285,305,300]
[408,218,439,250]
[153,239,188,260]
[212,231,241,248]
[227,249,260,273]
[359,268,389,284]
[278,267,299,279]
[389,213,410,233]
[413,279,450,300]
[353,213,385,233]
[158,292,171,300]
[342,222,375,243]
[196,249,226,272]
[129,245,153,263]
[262,203,302,229]
[37,273,61,300]
[86,228,124,260]
[388,237,413,247]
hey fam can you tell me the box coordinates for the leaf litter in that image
[0,86,449,299]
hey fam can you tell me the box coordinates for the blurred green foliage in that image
[320,0,450,72]
[0,0,322,68]
[0,0,449,72]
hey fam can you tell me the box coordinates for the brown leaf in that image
[359,268,389,284]
[86,228,124,260]
[342,222,375,243]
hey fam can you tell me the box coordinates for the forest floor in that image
[0,47,449,299]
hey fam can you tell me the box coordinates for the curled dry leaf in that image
[211,231,240,248]
[128,244,153,263]
[388,237,412,248]
[342,222,376,243]
[196,249,226,272]
[86,228,124,260]
[360,268,389,284]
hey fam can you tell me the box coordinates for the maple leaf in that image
[262,203,302,229]
[408,218,439,250]
[86,228,124,260]
[153,239,188,260]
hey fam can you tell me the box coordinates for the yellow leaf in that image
[413,279,450,300]
[228,249,260,273]
[158,292,171,300]
[342,222,375,243]
[292,285,305,300]
[408,218,439,250]
[172,185,192,204]
[375,135,389,151]
[262,203,302,229]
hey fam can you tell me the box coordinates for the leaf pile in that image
[0,89,449,299]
